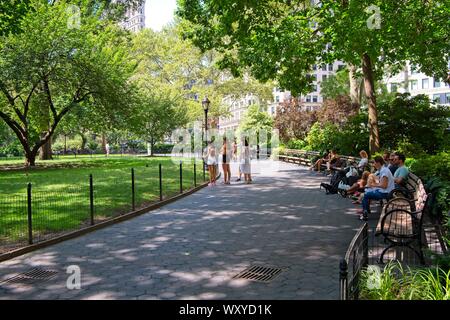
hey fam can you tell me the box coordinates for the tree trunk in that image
[25,149,37,167]
[64,134,67,155]
[150,137,155,157]
[101,134,107,154]
[80,133,87,151]
[362,53,380,155]
[349,64,361,105]
[39,132,53,160]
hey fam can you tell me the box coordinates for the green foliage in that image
[378,94,450,155]
[0,0,135,165]
[321,69,352,101]
[238,104,274,137]
[0,140,23,157]
[152,144,175,154]
[287,139,307,150]
[359,262,450,300]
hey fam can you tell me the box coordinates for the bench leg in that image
[379,242,425,265]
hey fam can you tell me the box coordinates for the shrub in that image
[0,141,23,157]
[287,139,307,150]
[359,262,450,300]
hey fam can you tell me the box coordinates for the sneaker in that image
[359,214,367,221]
[236,178,241,182]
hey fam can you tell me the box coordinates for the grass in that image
[359,262,450,300]
[0,156,206,246]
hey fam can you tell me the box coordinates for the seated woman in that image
[346,171,371,195]
[357,150,369,173]
[327,150,341,171]
[310,149,330,172]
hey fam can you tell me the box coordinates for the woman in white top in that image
[205,141,217,186]
[239,137,252,184]
[220,137,232,184]
[358,150,369,173]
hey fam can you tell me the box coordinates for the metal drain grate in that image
[233,265,283,283]
[0,268,58,285]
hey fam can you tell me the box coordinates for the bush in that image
[152,143,175,154]
[359,262,450,300]
[287,139,307,150]
[0,141,23,157]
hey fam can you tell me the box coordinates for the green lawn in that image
[0,156,206,246]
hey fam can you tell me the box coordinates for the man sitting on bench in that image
[359,156,395,221]
[393,153,409,188]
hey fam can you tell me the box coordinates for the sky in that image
[145,0,177,31]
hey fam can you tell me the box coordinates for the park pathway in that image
[0,160,361,300]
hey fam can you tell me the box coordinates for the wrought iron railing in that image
[340,222,369,300]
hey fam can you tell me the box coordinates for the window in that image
[410,64,419,75]
[410,80,418,91]
[312,65,317,71]
[311,74,317,81]
[433,94,441,103]
[422,78,429,89]
[322,74,327,82]
[275,96,280,103]
[328,64,333,71]
[446,93,450,104]
[337,65,345,71]
[306,95,312,103]
[312,96,318,103]
[312,85,317,92]
[271,107,275,114]
[434,78,441,88]
[322,64,327,71]
[391,83,398,92]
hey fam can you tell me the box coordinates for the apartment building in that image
[384,62,450,105]
[120,1,146,33]
[268,61,346,117]
[218,94,260,134]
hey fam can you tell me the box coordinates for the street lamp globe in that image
[202,96,210,112]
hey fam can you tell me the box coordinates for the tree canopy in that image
[177,0,450,153]
[0,0,135,165]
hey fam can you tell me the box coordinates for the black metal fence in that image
[0,159,207,255]
[340,222,369,300]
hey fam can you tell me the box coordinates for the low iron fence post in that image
[194,161,197,187]
[89,174,94,226]
[203,159,206,181]
[131,168,135,211]
[27,183,32,245]
[179,161,183,194]
[339,259,348,300]
[159,163,163,201]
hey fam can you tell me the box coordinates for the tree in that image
[317,96,360,128]
[0,0,135,166]
[274,98,317,143]
[177,0,450,154]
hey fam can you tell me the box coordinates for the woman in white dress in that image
[220,137,232,184]
[239,137,252,184]
[205,142,217,186]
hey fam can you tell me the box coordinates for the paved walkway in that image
[0,160,361,300]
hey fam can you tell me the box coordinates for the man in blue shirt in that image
[360,156,395,221]
[393,153,409,187]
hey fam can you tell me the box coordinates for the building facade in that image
[120,2,146,32]
[268,61,346,117]
[384,62,450,105]
[218,94,261,134]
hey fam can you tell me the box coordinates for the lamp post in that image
[202,96,210,148]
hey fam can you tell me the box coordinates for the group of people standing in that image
[204,137,252,186]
